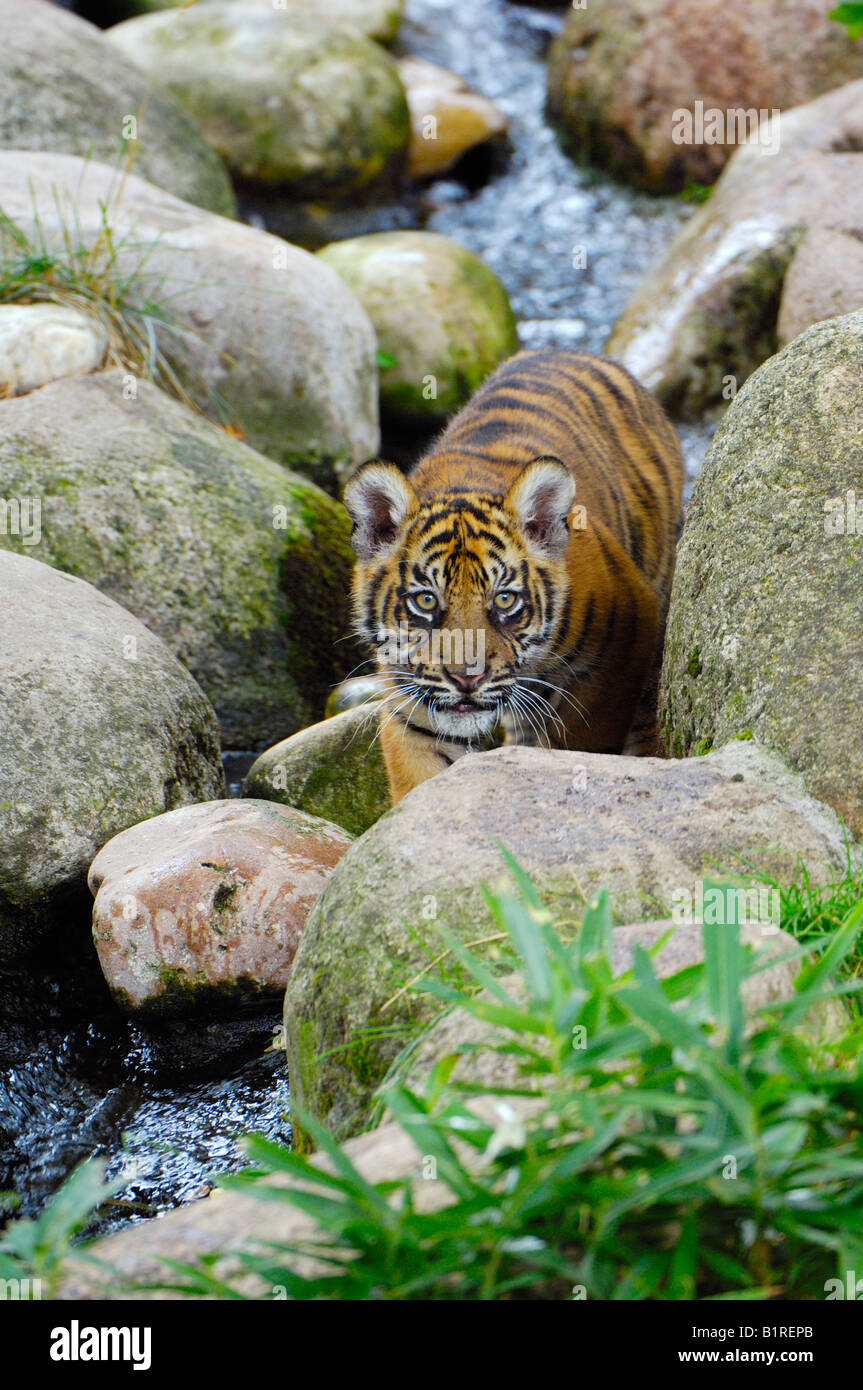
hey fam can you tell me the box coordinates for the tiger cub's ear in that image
[505,456,576,557]
[343,462,418,560]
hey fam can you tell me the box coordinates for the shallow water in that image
[1,0,714,1230]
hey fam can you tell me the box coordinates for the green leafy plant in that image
[831,4,863,40]
[6,860,863,1301]
[0,185,239,429]
[0,1160,116,1299]
[139,858,863,1300]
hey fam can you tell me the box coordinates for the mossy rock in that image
[109,0,404,45]
[0,372,361,749]
[0,0,235,217]
[660,309,863,838]
[324,675,385,719]
[284,742,849,1140]
[0,552,224,962]
[106,5,410,196]
[317,230,519,425]
[243,706,391,838]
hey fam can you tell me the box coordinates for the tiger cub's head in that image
[343,456,576,744]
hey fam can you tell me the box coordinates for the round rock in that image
[106,5,410,195]
[0,150,379,482]
[660,309,863,837]
[284,740,849,1137]
[244,706,390,839]
[0,0,235,216]
[0,304,107,396]
[0,552,224,962]
[317,230,518,425]
[89,800,352,1017]
[0,370,360,749]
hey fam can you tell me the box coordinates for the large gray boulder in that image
[0,151,379,485]
[0,552,224,962]
[606,80,863,416]
[0,0,235,216]
[284,740,849,1138]
[106,4,409,196]
[0,371,358,749]
[660,310,863,839]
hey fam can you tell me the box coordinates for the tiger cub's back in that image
[411,347,683,611]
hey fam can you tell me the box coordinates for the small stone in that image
[324,675,385,719]
[397,57,508,180]
[0,304,107,397]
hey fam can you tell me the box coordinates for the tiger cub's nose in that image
[445,667,487,692]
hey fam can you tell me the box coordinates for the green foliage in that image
[753,846,863,995]
[0,1160,117,1298]
[5,858,863,1301]
[681,181,713,205]
[0,191,222,415]
[145,856,863,1300]
[831,4,863,40]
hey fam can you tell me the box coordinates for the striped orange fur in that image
[344,348,683,803]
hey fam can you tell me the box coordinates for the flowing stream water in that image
[0,0,712,1234]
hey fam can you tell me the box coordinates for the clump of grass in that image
[135,856,863,1301]
[5,858,863,1301]
[0,189,199,406]
[751,842,863,1001]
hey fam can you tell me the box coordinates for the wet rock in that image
[660,309,863,838]
[778,228,863,345]
[547,0,863,192]
[317,230,518,425]
[0,370,359,749]
[56,1102,475,1298]
[244,706,390,839]
[106,5,410,196]
[283,740,849,1137]
[606,80,863,416]
[0,0,235,216]
[89,800,352,1017]
[0,552,224,963]
[0,305,107,396]
[324,675,386,719]
[398,57,508,179]
[0,150,378,481]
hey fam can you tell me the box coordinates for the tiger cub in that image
[344,348,683,804]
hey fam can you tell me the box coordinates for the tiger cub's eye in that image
[410,591,438,613]
[493,590,520,612]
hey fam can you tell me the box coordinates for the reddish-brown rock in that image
[89,800,352,1017]
[547,0,863,191]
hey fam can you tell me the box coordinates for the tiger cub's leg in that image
[622,626,664,756]
[556,553,660,755]
[622,505,684,756]
[378,711,458,805]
